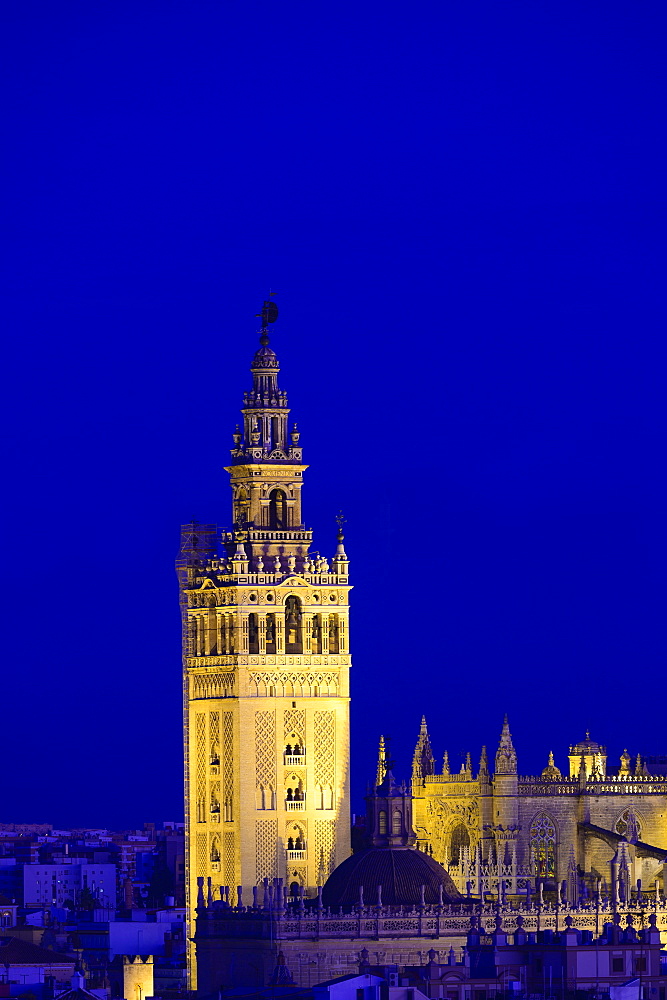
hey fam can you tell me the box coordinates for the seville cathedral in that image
[177,304,667,989]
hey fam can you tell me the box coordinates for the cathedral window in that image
[269,488,287,528]
[248,613,259,654]
[265,613,276,654]
[530,814,556,878]
[378,810,388,835]
[285,596,303,653]
[328,614,340,653]
[210,837,220,863]
[392,809,402,836]
[449,823,470,866]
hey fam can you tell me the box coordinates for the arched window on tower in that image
[378,810,388,835]
[530,813,557,878]
[392,809,402,836]
[311,614,323,654]
[449,823,470,866]
[248,613,259,654]
[328,614,340,653]
[269,488,287,529]
[207,600,217,655]
[265,613,277,654]
[236,486,249,526]
[225,614,235,654]
[285,596,303,653]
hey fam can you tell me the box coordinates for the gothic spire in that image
[494,714,517,775]
[376,735,388,789]
[411,715,435,784]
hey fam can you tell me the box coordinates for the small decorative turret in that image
[332,511,350,578]
[477,746,489,779]
[368,767,416,848]
[494,715,517,775]
[412,716,435,784]
[619,749,631,776]
[542,750,562,780]
[375,735,388,789]
[442,750,450,775]
[568,730,607,779]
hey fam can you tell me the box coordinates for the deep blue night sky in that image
[2,2,665,829]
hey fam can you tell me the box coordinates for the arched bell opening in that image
[269,488,287,529]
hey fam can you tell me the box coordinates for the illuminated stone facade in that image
[178,313,351,984]
[412,718,667,900]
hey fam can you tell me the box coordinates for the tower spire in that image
[376,735,388,788]
[495,714,517,774]
[412,715,435,784]
[229,295,302,470]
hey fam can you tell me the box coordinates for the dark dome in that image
[322,847,462,908]
[252,344,279,369]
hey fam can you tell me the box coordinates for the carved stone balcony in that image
[286,849,306,860]
[284,754,306,766]
[285,800,305,811]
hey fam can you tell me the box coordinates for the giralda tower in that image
[178,302,351,981]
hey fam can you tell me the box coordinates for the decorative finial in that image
[255,292,278,346]
[336,510,346,541]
